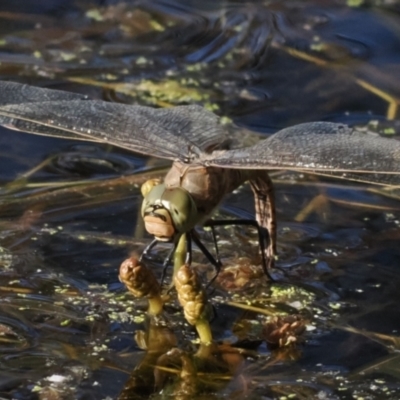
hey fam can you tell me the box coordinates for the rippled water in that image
[0,0,400,399]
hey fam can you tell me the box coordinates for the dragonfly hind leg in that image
[249,174,277,266]
[203,219,274,281]
[190,230,223,286]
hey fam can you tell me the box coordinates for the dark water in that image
[0,1,400,399]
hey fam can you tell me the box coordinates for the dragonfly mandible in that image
[1,81,400,279]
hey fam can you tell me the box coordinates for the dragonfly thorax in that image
[141,182,198,242]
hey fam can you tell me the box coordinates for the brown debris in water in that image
[262,315,306,349]
[216,258,265,291]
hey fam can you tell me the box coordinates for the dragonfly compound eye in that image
[160,187,198,234]
[141,184,198,241]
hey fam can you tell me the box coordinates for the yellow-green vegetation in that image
[67,76,221,109]
[347,0,364,7]
[269,284,316,310]
[133,79,213,105]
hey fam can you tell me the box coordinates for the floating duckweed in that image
[103,74,117,81]
[60,319,70,326]
[93,344,108,352]
[383,128,396,135]
[56,288,69,294]
[86,9,103,21]
[59,52,77,62]
[310,42,325,52]
[41,227,59,235]
[185,63,205,72]
[136,56,148,65]
[329,302,342,310]
[135,79,209,103]
[149,20,164,31]
[204,102,219,112]
[347,0,363,6]
[270,284,315,306]
[133,315,145,324]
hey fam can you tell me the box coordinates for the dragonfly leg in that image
[141,237,176,284]
[140,238,180,285]
[210,225,222,264]
[190,230,222,286]
[204,219,274,281]
[139,238,159,262]
[249,174,277,266]
[140,234,194,286]
[160,245,176,285]
[185,233,192,265]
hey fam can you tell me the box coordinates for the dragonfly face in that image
[141,182,199,242]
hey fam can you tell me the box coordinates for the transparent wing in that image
[0,81,228,160]
[206,122,400,186]
[0,81,90,105]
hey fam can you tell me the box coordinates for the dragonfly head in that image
[141,181,198,242]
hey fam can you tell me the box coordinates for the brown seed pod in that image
[262,315,306,348]
[119,256,160,299]
[174,263,207,326]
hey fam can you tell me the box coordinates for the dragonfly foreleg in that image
[185,233,192,265]
[161,245,176,284]
[140,237,175,284]
[138,234,187,289]
[139,238,159,262]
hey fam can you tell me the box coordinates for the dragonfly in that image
[1,81,400,280]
